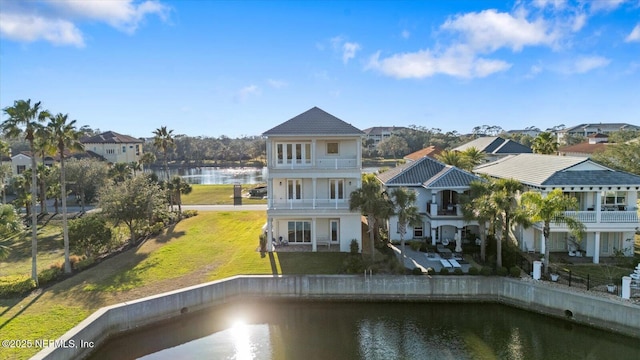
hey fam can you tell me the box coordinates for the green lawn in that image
[182,184,267,205]
[0,211,347,359]
[0,225,65,277]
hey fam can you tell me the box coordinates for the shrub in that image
[497,267,509,276]
[509,266,521,277]
[426,268,435,275]
[419,242,428,252]
[468,267,479,275]
[148,222,165,236]
[412,267,424,275]
[481,266,493,276]
[75,257,95,270]
[259,234,267,252]
[409,241,421,251]
[439,268,450,275]
[69,255,83,269]
[38,267,63,286]
[453,268,463,275]
[69,214,113,258]
[182,210,198,218]
[0,275,36,298]
[343,255,365,274]
[350,239,360,255]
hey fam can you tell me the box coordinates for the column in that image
[593,231,600,264]
[431,227,437,246]
[267,177,273,208]
[312,218,317,252]
[311,139,316,167]
[356,138,362,168]
[312,177,317,209]
[267,217,273,252]
[595,191,602,223]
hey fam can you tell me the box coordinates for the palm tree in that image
[460,147,485,170]
[436,150,469,169]
[48,113,82,274]
[520,189,585,275]
[460,179,495,262]
[128,161,142,177]
[108,162,132,184]
[531,132,559,155]
[139,152,156,172]
[491,178,528,268]
[0,204,24,259]
[0,140,10,204]
[169,175,192,217]
[2,99,50,285]
[390,187,422,260]
[152,126,175,181]
[34,127,56,214]
[349,173,393,260]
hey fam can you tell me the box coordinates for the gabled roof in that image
[403,146,443,161]
[377,156,481,188]
[558,123,640,133]
[81,131,143,144]
[262,107,363,136]
[473,153,640,187]
[453,136,532,155]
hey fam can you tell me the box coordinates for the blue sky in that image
[1,0,639,138]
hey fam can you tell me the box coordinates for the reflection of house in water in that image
[377,155,482,245]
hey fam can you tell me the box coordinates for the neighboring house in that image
[403,146,443,162]
[262,107,364,252]
[10,151,55,176]
[558,133,610,157]
[362,126,407,147]
[80,131,143,164]
[474,154,640,263]
[453,136,532,163]
[556,123,640,145]
[377,156,482,246]
[505,129,541,138]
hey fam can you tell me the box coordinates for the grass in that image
[181,184,267,205]
[0,225,65,277]
[0,211,347,359]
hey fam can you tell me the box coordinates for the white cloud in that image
[342,42,361,64]
[366,46,511,79]
[235,85,261,102]
[267,79,288,88]
[0,0,168,46]
[441,9,558,52]
[625,23,640,42]
[571,12,587,32]
[588,0,628,12]
[533,0,567,9]
[559,56,611,74]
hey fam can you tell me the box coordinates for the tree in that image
[520,189,585,275]
[2,99,50,285]
[460,179,495,262]
[436,150,469,169]
[0,204,24,259]
[349,173,393,260]
[531,132,558,155]
[378,135,408,159]
[66,158,109,211]
[69,214,112,258]
[491,178,528,269]
[592,142,640,175]
[169,175,192,217]
[99,175,167,244]
[139,152,156,172]
[0,140,10,203]
[153,126,175,181]
[389,187,422,260]
[460,147,485,170]
[607,129,640,144]
[11,173,32,217]
[48,113,82,274]
[34,126,56,214]
[108,162,132,184]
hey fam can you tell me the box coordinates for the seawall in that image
[32,275,640,360]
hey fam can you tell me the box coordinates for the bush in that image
[481,266,493,276]
[38,266,63,286]
[509,266,521,277]
[468,267,479,275]
[497,266,509,276]
[0,275,36,298]
[426,268,435,275]
[69,255,83,269]
[409,241,421,251]
[259,233,267,252]
[343,255,365,274]
[439,268,450,275]
[453,268,463,275]
[350,239,360,255]
[148,222,165,236]
[69,214,113,258]
[182,210,198,218]
[419,242,428,252]
[412,267,424,275]
[75,257,95,270]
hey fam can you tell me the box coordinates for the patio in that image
[389,244,474,273]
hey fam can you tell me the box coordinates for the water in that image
[155,167,267,184]
[89,300,640,360]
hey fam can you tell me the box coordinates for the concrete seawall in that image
[32,275,640,360]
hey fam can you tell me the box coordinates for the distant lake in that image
[154,166,381,184]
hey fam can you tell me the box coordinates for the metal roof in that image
[377,156,481,188]
[81,131,143,144]
[262,107,363,136]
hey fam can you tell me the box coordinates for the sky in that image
[1,0,639,139]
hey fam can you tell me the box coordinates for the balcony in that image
[426,202,462,218]
[272,158,358,170]
[556,210,638,224]
[270,198,350,210]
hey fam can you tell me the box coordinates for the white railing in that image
[315,158,357,169]
[600,211,639,223]
[563,211,597,223]
[270,198,350,210]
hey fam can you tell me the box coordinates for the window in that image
[106,149,115,155]
[277,144,283,164]
[330,220,339,242]
[275,142,312,165]
[602,191,625,205]
[329,179,344,200]
[414,225,424,238]
[288,221,311,243]
[287,179,302,200]
[122,146,126,153]
[327,142,339,154]
[17,165,26,174]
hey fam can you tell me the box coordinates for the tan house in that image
[10,151,55,176]
[80,131,143,164]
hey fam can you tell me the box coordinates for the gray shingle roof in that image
[262,107,363,136]
[81,131,143,144]
[473,154,640,187]
[453,136,531,154]
[377,156,480,188]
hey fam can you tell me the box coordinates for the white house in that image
[10,151,55,176]
[556,123,640,145]
[80,131,143,164]
[263,107,364,252]
[474,154,640,263]
[377,156,482,245]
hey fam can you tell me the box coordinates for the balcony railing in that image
[426,202,461,217]
[273,158,358,170]
[270,198,350,210]
[563,211,596,223]
[556,210,638,224]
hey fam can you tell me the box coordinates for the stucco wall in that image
[33,276,640,360]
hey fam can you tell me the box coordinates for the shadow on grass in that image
[268,252,278,275]
[154,223,186,244]
[0,290,44,331]
[4,228,63,264]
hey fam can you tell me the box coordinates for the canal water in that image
[88,300,639,360]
